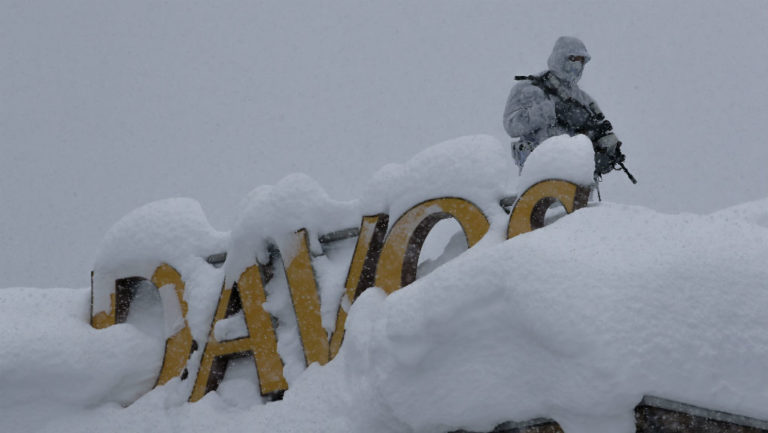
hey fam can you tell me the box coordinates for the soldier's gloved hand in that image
[614,149,626,164]
[594,120,613,136]
[594,147,626,175]
[594,149,615,175]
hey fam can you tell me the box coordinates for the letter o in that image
[374,197,490,294]
[507,180,591,239]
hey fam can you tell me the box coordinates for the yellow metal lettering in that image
[285,229,329,366]
[190,265,287,402]
[328,215,388,359]
[90,265,194,387]
[374,198,489,294]
[91,292,116,329]
[507,180,591,239]
[151,264,194,387]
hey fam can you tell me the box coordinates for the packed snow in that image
[2,135,767,433]
[91,197,227,314]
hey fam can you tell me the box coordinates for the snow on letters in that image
[12,134,759,433]
[88,134,593,404]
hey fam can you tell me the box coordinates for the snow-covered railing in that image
[203,225,368,267]
[451,396,768,433]
[635,396,768,433]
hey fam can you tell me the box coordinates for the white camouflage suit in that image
[503,36,600,169]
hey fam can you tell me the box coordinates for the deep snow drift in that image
[2,136,767,433]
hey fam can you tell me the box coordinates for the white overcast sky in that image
[2,0,767,288]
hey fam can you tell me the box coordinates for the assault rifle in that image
[515,74,637,185]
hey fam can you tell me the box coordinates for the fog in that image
[2,0,767,288]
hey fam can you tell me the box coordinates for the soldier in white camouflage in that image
[504,36,626,178]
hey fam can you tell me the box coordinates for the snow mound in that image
[0,288,163,432]
[91,198,227,313]
[360,134,512,218]
[224,173,359,284]
[518,134,595,193]
[9,135,768,433]
[709,197,768,229]
[340,202,768,433]
[5,200,767,433]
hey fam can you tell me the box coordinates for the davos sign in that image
[91,178,592,403]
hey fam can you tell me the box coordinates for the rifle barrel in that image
[619,162,638,184]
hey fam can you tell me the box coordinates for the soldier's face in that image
[563,55,586,82]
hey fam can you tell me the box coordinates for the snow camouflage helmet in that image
[547,36,591,86]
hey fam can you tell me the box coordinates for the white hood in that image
[547,36,591,86]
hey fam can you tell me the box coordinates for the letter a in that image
[190,265,287,402]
